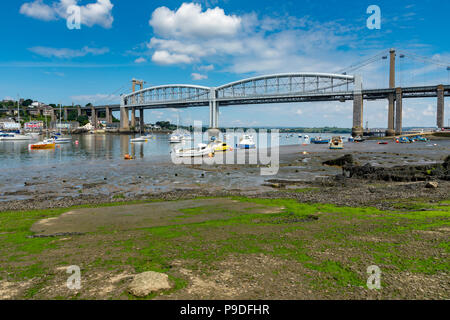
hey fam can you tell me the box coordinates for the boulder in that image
[128,271,172,297]
[323,154,354,167]
[425,181,439,189]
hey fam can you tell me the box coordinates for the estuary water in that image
[0,132,352,169]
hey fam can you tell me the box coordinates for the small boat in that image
[238,135,256,149]
[329,136,344,149]
[0,132,33,141]
[210,141,232,152]
[51,134,72,144]
[169,134,182,143]
[131,135,149,143]
[174,143,214,157]
[29,139,56,150]
[311,137,330,144]
[413,135,428,142]
[378,142,389,145]
[26,132,40,139]
[353,136,366,143]
[397,137,413,144]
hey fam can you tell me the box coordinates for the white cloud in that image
[29,46,109,59]
[422,105,436,117]
[191,73,208,80]
[70,93,118,104]
[197,64,214,72]
[152,50,194,65]
[146,3,355,71]
[20,0,114,28]
[44,71,65,76]
[20,0,56,21]
[149,3,241,39]
[134,57,147,64]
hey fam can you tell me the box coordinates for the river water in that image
[0,132,352,169]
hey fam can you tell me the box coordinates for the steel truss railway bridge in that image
[82,49,449,137]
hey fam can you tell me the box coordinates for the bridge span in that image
[86,71,448,137]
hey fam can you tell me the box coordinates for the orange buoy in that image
[208,153,214,158]
[124,154,133,160]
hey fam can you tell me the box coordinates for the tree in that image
[86,103,93,107]
[77,115,89,126]
[22,99,33,107]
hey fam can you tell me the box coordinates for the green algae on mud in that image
[0,196,448,299]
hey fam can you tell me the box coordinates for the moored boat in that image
[29,139,56,150]
[311,137,330,144]
[0,132,33,141]
[174,143,214,157]
[238,135,256,149]
[131,135,150,143]
[210,141,232,152]
[353,136,366,143]
[329,136,344,149]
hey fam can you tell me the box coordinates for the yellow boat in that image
[29,140,56,150]
[211,141,232,152]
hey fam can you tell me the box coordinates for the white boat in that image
[174,143,214,157]
[329,136,344,150]
[0,132,33,141]
[53,136,72,144]
[238,135,256,149]
[131,136,150,143]
[26,132,40,139]
[182,133,193,141]
[169,134,182,143]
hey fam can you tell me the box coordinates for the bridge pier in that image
[139,108,144,130]
[120,107,130,132]
[209,101,219,128]
[130,107,136,129]
[63,107,68,121]
[352,75,363,137]
[105,106,112,124]
[91,106,97,129]
[386,95,395,137]
[395,88,403,135]
[437,85,444,128]
[77,106,81,117]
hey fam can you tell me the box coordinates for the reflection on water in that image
[1,132,448,170]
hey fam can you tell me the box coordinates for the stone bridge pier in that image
[352,75,364,137]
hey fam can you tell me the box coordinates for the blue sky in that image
[0,0,449,127]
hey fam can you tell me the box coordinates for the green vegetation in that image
[0,197,448,299]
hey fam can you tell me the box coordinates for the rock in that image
[323,154,354,167]
[128,271,172,297]
[425,181,439,189]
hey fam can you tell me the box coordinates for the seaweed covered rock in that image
[323,154,354,167]
[342,155,450,182]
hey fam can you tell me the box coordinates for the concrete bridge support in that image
[209,100,219,129]
[120,107,130,131]
[91,107,97,129]
[77,106,81,117]
[395,88,403,135]
[352,75,363,137]
[437,85,444,128]
[105,106,112,124]
[130,107,136,129]
[352,94,363,137]
[50,109,56,122]
[386,49,396,137]
[139,109,144,130]
[64,107,68,121]
[386,95,395,136]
